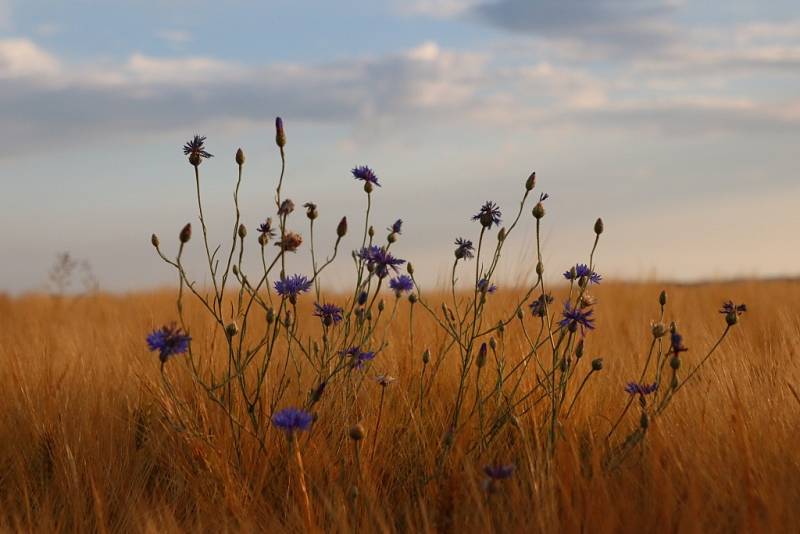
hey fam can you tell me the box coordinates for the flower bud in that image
[670,355,681,370]
[232,264,239,276]
[336,216,348,238]
[310,381,326,403]
[671,374,679,389]
[349,423,365,441]
[497,227,507,242]
[594,217,604,235]
[407,263,414,275]
[368,225,375,238]
[378,299,385,312]
[532,202,545,219]
[151,234,160,248]
[304,202,318,220]
[266,307,275,324]
[575,339,584,359]
[525,171,536,191]
[387,232,397,244]
[422,349,431,364]
[179,223,192,243]
[225,322,239,337]
[235,148,245,165]
[188,153,202,167]
[725,311,738,326]
[516,307,524,320]
[659,290,667,307]
[258,233,269,246]
[640,412,649,430]
[408,293,418,304]
[651,322,667,338]
[238,224,247,239]
[364,181,374,194]
[275,117,286,148]
[591,358,603,371]
[476,342,487,368]
[536,261,544,277]
[489,337,497,351]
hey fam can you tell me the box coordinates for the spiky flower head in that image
[624,382,658,396]
[314,302,343,326]
[342,346,375,369]
[272,407,313,434]
[454,237,475,260]
[357,245,405,278]
[720,300,747,326]
[563,264,602,284]
[146,323,191,363]
[352,165,380,187]
[389,274,414,295]
[558,302,595,335]
[183,135,213,165]
[477,278,497,294]
[472,201,502,229]
[529,293,554,317]
[258,218,276,240]
[670,331,688,354]
[274,274,312,299]
[388,219,402,234]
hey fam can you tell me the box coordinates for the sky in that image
[1,0,799,294]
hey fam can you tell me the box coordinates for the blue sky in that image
[1,0,799,294]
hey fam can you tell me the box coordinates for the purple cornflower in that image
[563,264,602,284]
[670,331,688,354]
[352,165,380,187]
[388,219,402,234]
[257,218,276,238]
[274,274,312,298]
[343,346,376,369]
[182,135,213,160]
[624,382,658,396]
[477,278,497,294]
[357,291,369,306]
[472,201,502,229]
[558,302,595,335]
[313,302,343,326]
[484,464,515,480]
[357,245,405,278]
[272,407,313,434]
[529,293,554,317]
[454,238,474,260]
[146,323,191,363]
[720,300,747,316]
[389,274,414,294]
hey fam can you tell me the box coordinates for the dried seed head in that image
[304,202,319,220]
[349,423,365,441]
[651,322,667,338]
[278,198,295,216]
[238,224,247,239]
[532,202,545,219]
[591,358,603,371]
[525,171,536,191]
[336,216,348,237]
[258,233,269,246]
[235,148,245,165]
[179,223,192,243]
[276,232,303,252]
[151,234,160,248]
[594,217,604,235]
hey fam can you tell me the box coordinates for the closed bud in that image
[594,217,604,235]
[591,358,603,371]
[365,309,372,321]
[266,307,275,324]
[235,148,245,165]
[378,299,385,312]
[532,202,545,219]
[357,291,368,306]
[670,355,681,370]
[238,223,247,239]
[525,171,536,191]
[258,233,269,246]
[225,322,239,337]
[652,322,667,338]
[422,349,431,365]
[151,233,160,248]
[640,412,649,430]
[364,181,374,194]
[516,307,524,320]
[284,310,293,326]
[536,261,544,277]
[407,263,414,275]
[671,374,679,389]
[476,342,488,368]
[489,337,497,351]
[304,202,318,220]
[179,223,192,243]
[232,264,239,276]
[188,153,202,167]
[497,227,507,242]
[408,293,418,304]
[368,225,375,238]
[725,311,738,326]
[497,321,505,334]
[275,117,286,148]
[659,290,667,307]
[336,216,348,237]
[387,232,397,243]
[349,423,365,441]
[310,381,326,403]
[575,339,584,359]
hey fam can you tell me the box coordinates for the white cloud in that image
[0,38,60,79]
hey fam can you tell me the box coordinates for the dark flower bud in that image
[532,202,545,219]
[476,342,487,368]
[422,349,431,364]
[525,171,536,191]
[151,234,160,248]
[497,227,507,242]
[489,337,497,351]
[368,225,375,238]
[497,321,505,334]
[310,381,326,403]
[659,290,667,307]
[516,307,524,320]
[238,224,247,239]
[179,223,192,243]
[304,202,318,220]
[349,423,365,441]
[284,310,293,326]
[258,233,269,246]
[357,291,368,306]
[575,339,584,359]
[188,153,202,167]
[232,264,239,276]
[275,117,286,148]
[364,181,374,194]
[670,355,681,370]
[594,217,604,235]
[225,322,239,337]
[266,307,275,324]
[235,148,245,165]
[407,263,414,275]
[388,232,397,243]
[640,412,649,430]
[536,261,544,277]
[591,358,603,371]
[337,216,348,237]
[408,293,418,304]
[652,322,667,338]
[378,299,385,312]
[725,311,738,326]
[671,375,679,389]
[365,309,372,321]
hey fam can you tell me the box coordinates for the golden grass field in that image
[1,280,799,533]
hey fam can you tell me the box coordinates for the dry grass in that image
[1,280,799,533]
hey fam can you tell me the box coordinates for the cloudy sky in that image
[1,0,798,294]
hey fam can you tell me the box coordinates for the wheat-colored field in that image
[1,280,798,533]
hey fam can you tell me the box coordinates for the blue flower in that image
[352,165,380,187]
[257,218,275,238]
[146,323,191,363]
[182,135,213,160]
[274,274,312,298]
[389,274,414,294]
[272,407,313,434]
[563,264,602,284]
[357,246,405,278]
[670,331,688,354]
[624,382,658,396]
[454,238,474,260]
[484,464,515,480]
[388,219,402,234]
[558,302,595,335]
[719,300,747,316]
[477,278,497,294]
[313,302,343,326]
[472,201,502,229]
[529,293,554,317]
[343,346,376,369]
